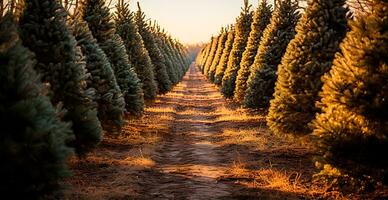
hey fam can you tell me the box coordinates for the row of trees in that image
[0,0,190,197]
[197,0,387,190]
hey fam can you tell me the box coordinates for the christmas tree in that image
[70,18,125,129]
[200,37,213,74]
[267,0,348,136]
[234,0,272,103]
[243,0,300,109]
[79,0,144,115]
[313,0,388,182]
[0,14,73,197]
[208,27,229,82]
[203,33,219,76]
[214,26,235,85]
[19,0,102,154]
[114,0,158,101]
[221,0,253,98]
[135,2,172,94]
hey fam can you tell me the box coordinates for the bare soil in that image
[63,64,388,200]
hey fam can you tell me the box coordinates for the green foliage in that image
[313,0,388,184]
[114,1,158,100]
[70,18,125,129]
[267,0,348,136]
[208,28,229,82]
[80,0,144,115]
[234,0,272,103]
[221,0,253,98]
[0,14,73,197]
[203,34,219,76]
[135,2,172,94]
[200,38,213,74]
[19,0,102,154]
[214,27,235,85]
[243,0,300,109]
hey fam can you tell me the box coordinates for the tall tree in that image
[70,18,126,129]
[19,0,102,154]
[243,0,300,109]
[200,37,213,73]
[267,0,348,136]
[203,33,219,76]
[79,0,144,115]
[221,0,253,98]
[234,0,272,103]
[0,14,73,198]
[208,27,229,82]
[135,2,172,94]
[214,26,235,85]
[313,0,388,182]
[114,0,158,100]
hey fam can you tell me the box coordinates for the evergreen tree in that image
[70,18,125,129]
[166,36,185,80]
[135,2,172,94]
[221,0,253,98]
[243,0,300,109]
[214,26,235,85]
[114,0,158,101]
[234,0,272,103]
[267,0,348,136]
[208,27,229,82]
[200,38,213,73]
[19,0,102,154]
[151,24,179,85]
[0,14,73,198]
[79,0,144,115]
[313,0,388,181]
[203,33,219,76]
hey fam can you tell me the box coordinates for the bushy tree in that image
[114,0,158,101]
[234,0,272,103]
[19,0,102,154]
[135,2,172,94]
[267,0,348,136]
[203,33,219,76]
[79,0,144,115]
[200,38,213,73]
[0,14,73,198]
[221,0,253,98]
[313,0,388,182]
[151,24,180,85]
[214,26,235,85]
[243,0,300,109]
[208,27,229,82]
[70,18,126,129]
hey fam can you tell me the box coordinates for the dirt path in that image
[138,65,234,199]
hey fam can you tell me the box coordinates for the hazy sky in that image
[128,0,274,45]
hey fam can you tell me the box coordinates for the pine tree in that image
[114,0,158,101]
[166,36,185,80]
[221,0,253,98]
[214,26,235,85]
[200,38,213,74]
[234,0,272,103]
[243,0,300,109]
[267,0,348,136]
[70,18,126,129]
[208,27,229,82]
[0,14,73,198]
[313,0,388,181]
[151,24,179,85]
[135,2,172,94]
[79,0,144,115]
[19,0,102,154]
[203,33,219,76]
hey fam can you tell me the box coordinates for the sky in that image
[128,0,274,45]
